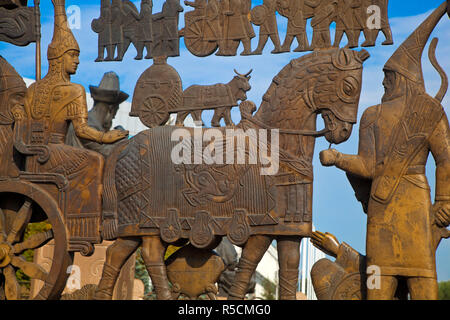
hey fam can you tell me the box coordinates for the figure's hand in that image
[433,201,450,228]
[102,130,129,144]
[319,149,340,167]
[311,231,340,257]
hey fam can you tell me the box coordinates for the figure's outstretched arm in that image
[320,107,377,179]
[429,113,450,228]
[69,91,128,144]
[72,117,128,144]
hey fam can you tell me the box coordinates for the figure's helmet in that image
[383,2,448,91]
[47,0,80,61]
[0,56,26,124]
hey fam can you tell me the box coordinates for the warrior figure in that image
[349,0,365,48]
[333,0,358,48]
[278,0,311,53]
[23,0,128,241]
[361,0,393,47]
[153,0,184,57]
[120,0,141,60]
[307,0,337,49]
[92,0,114,62]
[0,56,27,178]
[319,3,450,300]
[111,0,124,60]
[136,0,154,60]
[216,0,254,56]
[66,72,129,157]
[251,0,282,55]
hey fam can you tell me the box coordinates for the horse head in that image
[305,48,370,144]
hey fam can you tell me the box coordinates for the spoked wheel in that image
[139,94,170,128]
[184,18,218,57]
[0,180,71,300]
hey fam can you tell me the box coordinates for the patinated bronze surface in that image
[310,230,450,300]
[215,237,256,297]
[93,0,393,60]
[319,2,450,300]
[95,47,369,300]
[1,0,446,302]
[0,0,38,47]
[92,0,183,61]
[166,244,225,299]
[0,0,128,300]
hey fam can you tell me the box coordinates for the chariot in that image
[182,2,221,57]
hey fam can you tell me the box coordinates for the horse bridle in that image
[241,112,332,138]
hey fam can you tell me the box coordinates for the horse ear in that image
[357,50,370,63]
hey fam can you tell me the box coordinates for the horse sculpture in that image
[94,47,370,300]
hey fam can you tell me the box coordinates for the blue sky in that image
[1,0,449,281]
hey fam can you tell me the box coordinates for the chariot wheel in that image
[139,95,170,128]
[184,18,218,57]
[0,180,72,300]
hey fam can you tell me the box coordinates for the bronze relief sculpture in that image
[92,0,394,60]
[0,0,448,301]
[317,2,450,300]
[94,47,369,300]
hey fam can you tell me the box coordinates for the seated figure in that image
[22,0,128,244]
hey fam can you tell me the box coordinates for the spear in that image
[34,0,41,80]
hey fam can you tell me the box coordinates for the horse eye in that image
[342,77,358,96]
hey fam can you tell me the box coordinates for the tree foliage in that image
[438,281,450,300]
[260,277,276,300]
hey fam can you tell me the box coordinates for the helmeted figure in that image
[0,56,27,178]
[320,3,450,300]
[23,0,128,244]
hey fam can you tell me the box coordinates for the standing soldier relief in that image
[279,0,311,53]
[361,0,393,47]
[133,0,154,60]
[250,0,282,55]
[92,0,113,62]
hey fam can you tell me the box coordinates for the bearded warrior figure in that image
[0,56,27,178]
[320,2,450,300]
[22,0,128,244]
